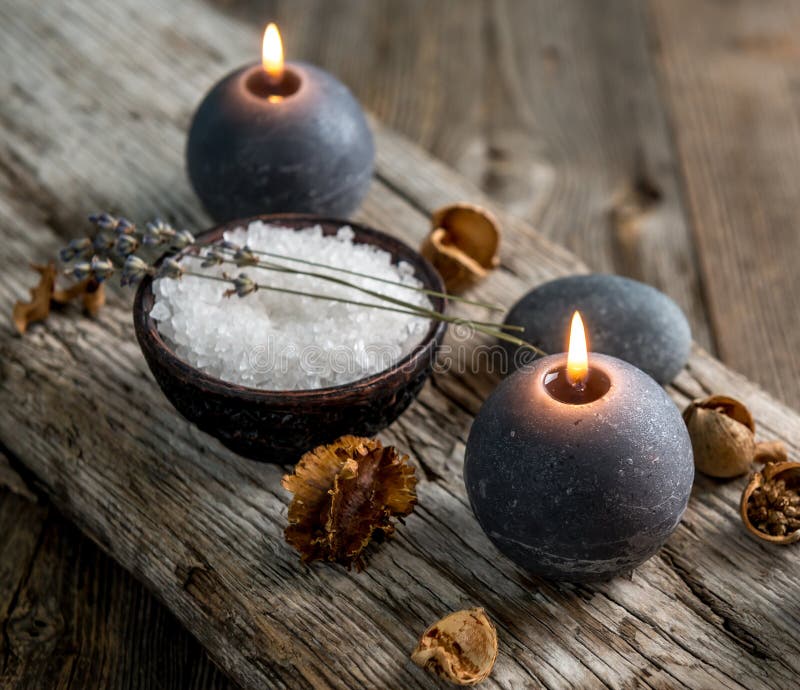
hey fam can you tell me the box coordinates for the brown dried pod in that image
[411,608,498,686]
[683,395,761,478]
[53,277,106,316]
[12,263,58,334]
[282,435,417,570]
[13,263,107,335]
[420,203,500,293]
[741,461,800,544]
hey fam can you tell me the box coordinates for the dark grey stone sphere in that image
[187,62,374,222]
[464,353,694,582]
[502,274,691,384]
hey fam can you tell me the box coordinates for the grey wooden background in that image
[2,1,799,687]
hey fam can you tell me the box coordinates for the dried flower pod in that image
[52,278,106,316]
[114,233,139,256]
[224,273,257,298]
[59,237,92,262]
[233,246,259,267]
[741,461,800,544]
[89,212,119,231]
[121,255,151,286]
[282,435,417,569]
[420,203,500,293]
[683,395,758,478]
[12,263,58,334]
[411,608,498,686]
[89,256,115,282]
[157,258,185,280]
[201,247,226,267]
[171,229,195,249]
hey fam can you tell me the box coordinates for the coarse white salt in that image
[151,221,433,390]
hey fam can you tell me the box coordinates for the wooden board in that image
[244,0,715,352]
[0,481,230,689]
[650,0,800,409]
[1,1,799,688]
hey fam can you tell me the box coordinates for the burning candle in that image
[464,312,694,582]
[186,23,374,222]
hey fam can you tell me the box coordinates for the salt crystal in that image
[151,222,433,390]
[149,302,168,323]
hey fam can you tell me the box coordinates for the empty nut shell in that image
[420,204,500,293]
[411,607,498,686]
[683,395,756,478]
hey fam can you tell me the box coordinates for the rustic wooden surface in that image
[1,1,799,688]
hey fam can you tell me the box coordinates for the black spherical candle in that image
[465,313,694,582]
[186,24,374,222]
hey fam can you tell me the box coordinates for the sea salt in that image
[151,221,433,390]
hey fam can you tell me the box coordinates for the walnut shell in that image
[420,204,500,293]
[741,461,800,545]
[683,395,756,478]
[411,608,498,686]
[282,435,417,570]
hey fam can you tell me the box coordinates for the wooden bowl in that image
[133,214,447,463]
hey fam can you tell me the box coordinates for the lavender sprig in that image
[56,213,543,355]
[187,270,537,351]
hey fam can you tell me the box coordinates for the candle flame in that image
[262,23,284,81]
[567,311,589,388]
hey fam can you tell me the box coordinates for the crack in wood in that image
[658,549,774,663]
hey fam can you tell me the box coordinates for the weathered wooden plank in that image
[649,0,800,409]
[0,486,233,690]
[1,1,799,689]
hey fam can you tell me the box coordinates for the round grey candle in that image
[465,314,693,582]
[186,24,374,222]
[501,274,691,384]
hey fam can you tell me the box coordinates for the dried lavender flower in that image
[144,218,175,246]
[70,261,93,281]
[90,256,115,282]
[92,233,114,252]
[201,247,226,267]
[121,255,151,286]
[89,212,118,231]
[233,246,259,267]
[157,258,184,280]
[143,223,162,246]
[114,234,139,256]
[171,229,195,249]
[226,273,257,298]
[59,237,92,263]
[115,217,136,235]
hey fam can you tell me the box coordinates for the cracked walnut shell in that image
[683,395,786,478]
[741,461,800,545]
[282,435,417,569]
[420,203,500,293]
[411,608,498,686]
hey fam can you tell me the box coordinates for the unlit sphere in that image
[502,275,691,384]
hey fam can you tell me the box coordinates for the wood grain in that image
[649,0,800,409]
[1,1,800,688]
[225,0,713,351]
[0,485,233,689]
